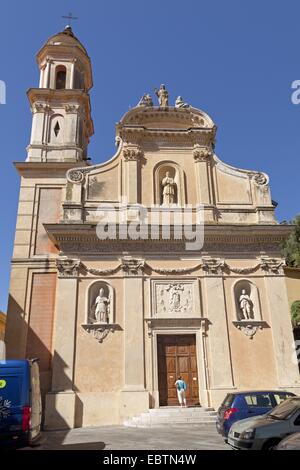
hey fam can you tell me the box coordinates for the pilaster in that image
[120,257,149,421]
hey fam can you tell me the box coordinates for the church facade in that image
[5,27,300,429]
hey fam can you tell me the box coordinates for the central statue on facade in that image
[155,84,169,107]
[162,171,176,205]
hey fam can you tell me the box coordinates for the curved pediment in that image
[118,106,216,131]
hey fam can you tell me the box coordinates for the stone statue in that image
[175,96,190,109]
[137,93,153,107]
[155,84,169,107]
[94,288,110,323]
[239,289,253,320]
[162,171,176,205]
[167,283,184,312]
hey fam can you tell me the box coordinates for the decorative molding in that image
[33,103,51,113]
[120,107,215,130]
[145,317,208,338]
[46,223,291,254]
[224,262,261,274]
[193,145,212,162]
[83,265,121,276]
[121,256,145,275]
[202,257,225,275]
[148,264,202,275]
[65,104,81,114]
[119,128,215,147]
[260,257,285,275]
[66,168,85,184]
[123,146,143,161]
[233,320,267,339]
[81,323,120,343]
[54,257,286,278]
[56,257,81,277]
[253,172,268,186]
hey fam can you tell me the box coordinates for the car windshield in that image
[268,399,300,420]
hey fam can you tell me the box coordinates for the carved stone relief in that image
[151,279,200,318]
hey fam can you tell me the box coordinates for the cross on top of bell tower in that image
[62,12,78,27]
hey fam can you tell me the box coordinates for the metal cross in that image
[62,12,78,26]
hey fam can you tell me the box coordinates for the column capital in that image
[123,145,143,161]
[260,256,285,275]
[121,256,145,275]
[56,256,81,278]
[202,256,225,275]
[193,145,212,162]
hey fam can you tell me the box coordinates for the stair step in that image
[124,406,217,428]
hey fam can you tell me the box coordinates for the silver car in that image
[227,397,300,450]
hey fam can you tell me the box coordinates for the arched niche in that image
[233,279,262,321]
[48,114,64,144]
[154,161,185,206]
[86,280,114,325]
[55,65,67,89]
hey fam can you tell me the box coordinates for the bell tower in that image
[27,26,94,162]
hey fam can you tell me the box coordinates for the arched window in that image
[55,66,66,89]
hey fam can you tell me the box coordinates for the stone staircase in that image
[124,406,217,428]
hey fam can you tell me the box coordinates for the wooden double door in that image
[157,334,200,406]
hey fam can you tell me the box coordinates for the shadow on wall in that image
[4,294,85,431]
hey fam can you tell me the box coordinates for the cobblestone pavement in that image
[16,423,229,450]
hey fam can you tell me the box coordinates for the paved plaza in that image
[16,423,229,451]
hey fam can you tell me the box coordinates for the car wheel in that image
[262,439,281,450]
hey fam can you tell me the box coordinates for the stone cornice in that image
[43,223,292,255]
[119,127,215,146]
[14,161,90,177]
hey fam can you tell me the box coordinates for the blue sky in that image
[0,0,300,311]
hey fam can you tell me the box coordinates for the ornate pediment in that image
[117,106,216,131]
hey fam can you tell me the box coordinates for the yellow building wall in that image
[285,267,300,309]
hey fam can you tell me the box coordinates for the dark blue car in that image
[216,390,296,438]
[0,359,42,445]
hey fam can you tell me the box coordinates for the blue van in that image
[216,390,296,438]
[0,359,42,445]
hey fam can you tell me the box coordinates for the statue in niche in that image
[94,288,110,323]
[155,84,169,107]
[162,171,176,205]
[239,289,253,320]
